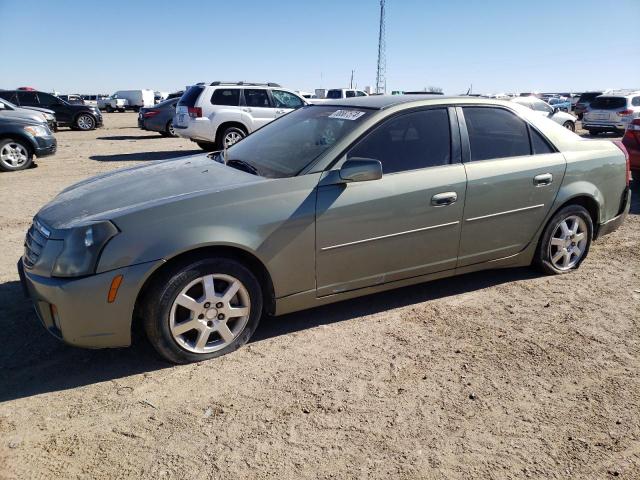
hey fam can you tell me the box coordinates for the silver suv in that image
[173,82,307,150]
[582,90,640,135]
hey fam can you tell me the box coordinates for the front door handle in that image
[431,191,458,207]
[533,173,553,186]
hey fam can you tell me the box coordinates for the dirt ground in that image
[0,113,638,479]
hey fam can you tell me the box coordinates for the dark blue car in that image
[138,98,178,137]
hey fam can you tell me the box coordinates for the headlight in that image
[43,113,55,120]
[52,221,119,277]
[24,125,50,137]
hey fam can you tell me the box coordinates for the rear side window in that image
[348,109,451,174]
[590,97,626,110]
[530,128,555,155]
[632,97,640,107]
[326,90,341,99]
[177,85,204,107]
[17,91,38,105]
[211,89,240,106]
[244,89,271,108]
[463,107,530,161]
[345,91,356,98]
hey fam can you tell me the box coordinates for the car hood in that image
[37,154,266,230]
[0,110,46,123]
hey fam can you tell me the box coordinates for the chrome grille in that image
[23,218,50,269]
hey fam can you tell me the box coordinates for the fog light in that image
[50,304,61,330]
[108,275,124,303]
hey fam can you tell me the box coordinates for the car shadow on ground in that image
[89,150,201,162]
[96,135,165,141]
[629,177,640,215]
[0,267,539,403]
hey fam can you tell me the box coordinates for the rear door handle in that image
[431,191,458,207]
[242,107,252,113]
[533,173,553,186]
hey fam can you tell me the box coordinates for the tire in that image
[0,138,33,172]
[75,113,96,131]
[587,129,599,136]
[105,106,113,113]
[165,119,177,137]
[219,126,246,149]
[535,205,593,275]
[142,257,263,364]
[196,141,216,152]
[563,121,575,132]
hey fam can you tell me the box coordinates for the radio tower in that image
[375,0,386,94]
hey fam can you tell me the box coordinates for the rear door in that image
[315,107,466,296]
[242,89,275,131]
[457,106,566,266]
[36,92,71,124]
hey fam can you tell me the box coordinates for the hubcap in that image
[77,115,94,130]
[224,131,243,148]
[168,121,175,136]
[169,274,250,354]
[548,215,587,270]
[0,143,28,167]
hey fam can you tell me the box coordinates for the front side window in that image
[222,106,370,178]
[211,89,240,106]
[348,109,451,174]
[345,90,356,98]
[463,107,530,161]
[326,90,341,99]
[356,91,367,97]
[271,90,304,109]
[244,89,271,108]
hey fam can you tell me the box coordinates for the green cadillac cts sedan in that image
[19,96,631,363]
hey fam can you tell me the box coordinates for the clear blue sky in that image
[1,0,638,95]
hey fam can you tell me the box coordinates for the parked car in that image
[0,90,102,131]
[110,89,155,111]
[97,95,128,112]
[325,88,368,99]
[81,95,107,107]
[58,94,84,105]
[622,118,640,175]
[511,96,577,131]
[154,91,169,104]
[547,97,572,112]
[582,92,640,135]
[574,91,603,119]
[0,116,56,171]
[138,98,178,136]
[18,96,630,363]
[174,82,307,150]
[0,98,57,131]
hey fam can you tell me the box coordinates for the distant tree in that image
[427,86,443,93]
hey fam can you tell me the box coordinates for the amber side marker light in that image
[108,275,124,303]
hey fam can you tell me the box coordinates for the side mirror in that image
[0,103,5,110]
[340,158,383,183]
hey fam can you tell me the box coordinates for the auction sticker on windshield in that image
[328,110,366,121]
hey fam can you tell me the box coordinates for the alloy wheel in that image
[0,142,28,168]
[77,114,95,130]
[223,131,243,148]
[169,273,251,354]
[548,215,588,270]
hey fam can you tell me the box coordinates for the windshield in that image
[0,98,17,109]
[222,106,371,178]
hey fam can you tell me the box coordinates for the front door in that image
[242,89,275,132]
[457,106,566,266]
[36,92,71,125]
[315,108,466,296]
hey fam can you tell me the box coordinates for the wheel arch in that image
[213,121,248,143]
[0,133,36,154]
[132,244,276,339]
[73,110,97,126]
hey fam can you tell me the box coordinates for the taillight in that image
[188,107,202,118]
[612,139,630,186]
[617,109,634,116]
[143,110,160,118]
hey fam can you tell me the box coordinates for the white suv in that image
[582,90,640,135]
[173,82,307,150]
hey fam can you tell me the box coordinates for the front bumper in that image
[596,187,631,239]
[18,258,163,348]
[33,135,57,157]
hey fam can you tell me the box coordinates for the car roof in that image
[317,94,472,110]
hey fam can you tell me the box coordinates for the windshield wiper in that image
[226,159,259,175]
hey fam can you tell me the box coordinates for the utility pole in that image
[350,69,355,89]
[375,0,386,95]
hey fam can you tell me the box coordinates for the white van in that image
[112,89,155,111]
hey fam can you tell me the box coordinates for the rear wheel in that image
[0,138,33,172]
[142,257,263,364]
[535,205,592,275]
[220,126,246,149]
[165,119,177,137]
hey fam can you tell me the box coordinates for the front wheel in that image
[563,121,575,132]
[535,205,593,275]
[0,138,33,172]
[75,113,96,130]
[587,129,599,136]
[142,258,263,364]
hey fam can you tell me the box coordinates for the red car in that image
[622,118,640,176]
